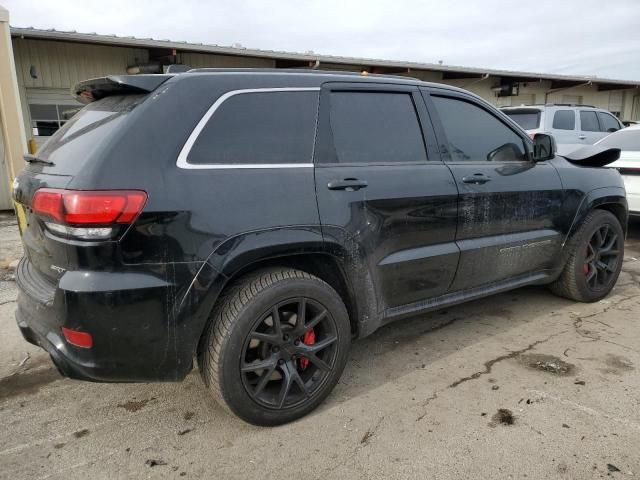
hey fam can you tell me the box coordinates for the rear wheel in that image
[198,268,350,425]
[549,209,624,302]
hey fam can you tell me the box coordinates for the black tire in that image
[549,209,624,302]
[198,267,351,426]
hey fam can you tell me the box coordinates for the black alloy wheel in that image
[583,223,622,291]
[241,297,339,409]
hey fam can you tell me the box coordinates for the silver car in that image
[502,104,623,155]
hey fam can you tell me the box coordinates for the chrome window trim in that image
[176,87,320,170]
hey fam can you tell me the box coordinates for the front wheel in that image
[549,209,624,302]
[198,268,351,426]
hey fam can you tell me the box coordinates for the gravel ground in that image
[1,214,639,479]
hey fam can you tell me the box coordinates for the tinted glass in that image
[503,110,540,130]
[552,110,575,130]
[597,112,620,132]
[328,91,427,163]
[432,96,526,162]
[36,94,145,174]
[188,91,318,165]
[598,129,640,151]
[580,111,600,132]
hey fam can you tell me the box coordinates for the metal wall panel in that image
[12,38,149,89]
[178,52,274,68]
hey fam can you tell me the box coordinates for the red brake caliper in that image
[298,329,315,370]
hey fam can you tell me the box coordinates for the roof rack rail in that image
[185,67,420,81]
[544,103,596,108]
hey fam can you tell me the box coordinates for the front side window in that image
[328,91,427,164]
[188,91,319,165]
[552,110,575,130]
[432,96,526,162]
[597,112,621,133]
[580,111,600,132]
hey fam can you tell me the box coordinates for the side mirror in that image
[532,133,556,162]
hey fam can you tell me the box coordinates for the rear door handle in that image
[462,173,491,184]
[327,178,368,191]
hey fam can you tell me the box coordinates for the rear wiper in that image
[24,154,54,166]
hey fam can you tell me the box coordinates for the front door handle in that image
[462,173,491,185]
[578,135,587,140]
[327,178,368,191]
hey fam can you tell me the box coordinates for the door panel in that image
[313,83,459,311]
[448,162,564,290]
[424,89,565,291]
[316,164,459,308]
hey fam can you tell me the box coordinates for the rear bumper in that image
[14,257,218,382]
[16,302,103,381]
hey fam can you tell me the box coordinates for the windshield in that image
[597,129,640,151]
[503,109,541,130]
[35,94,146,173]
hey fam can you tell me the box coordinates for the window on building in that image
[552,110,575,130]
[30,104,81,136]
[596,112,621,132]
[188,91,318,165]
[580,111,600,132]
[432,95,526,162]
[328,91,427,164]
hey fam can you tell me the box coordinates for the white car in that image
[597,125,640,216]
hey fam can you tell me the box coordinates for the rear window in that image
[552,110,575,130]
[187,91,318,165]
[36,94,145,173]
[580,111,600,132]
[502,109,541,130]
[598,129,640,151]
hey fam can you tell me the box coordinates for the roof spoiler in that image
[72,74,173,104]
[561,145,621,167]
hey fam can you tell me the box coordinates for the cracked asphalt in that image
[1,214,640,479]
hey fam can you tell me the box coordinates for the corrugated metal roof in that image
[10,26,640,87]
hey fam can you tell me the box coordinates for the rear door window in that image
[597,112,621,132]
[552,110,575,130]
[580,111,600,132]
[187,91,318,165]
[327,91,427,164]
[432,95,526,162]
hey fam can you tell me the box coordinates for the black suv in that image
[13,70,627,425]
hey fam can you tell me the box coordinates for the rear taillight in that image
[31,189,147,240]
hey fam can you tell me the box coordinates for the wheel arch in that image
[565,187,628,245]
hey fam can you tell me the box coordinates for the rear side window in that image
[328,91,427,163]
[432,96,526,162]
[188,91,318,165]
[597,112,621,132]
[503,109,540,130]
[552,110,575,130]
[580,111,600,132]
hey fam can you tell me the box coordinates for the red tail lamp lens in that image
[32,189,147,225]
[62,327,93,348]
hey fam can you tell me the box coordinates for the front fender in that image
[563,186,628,246]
